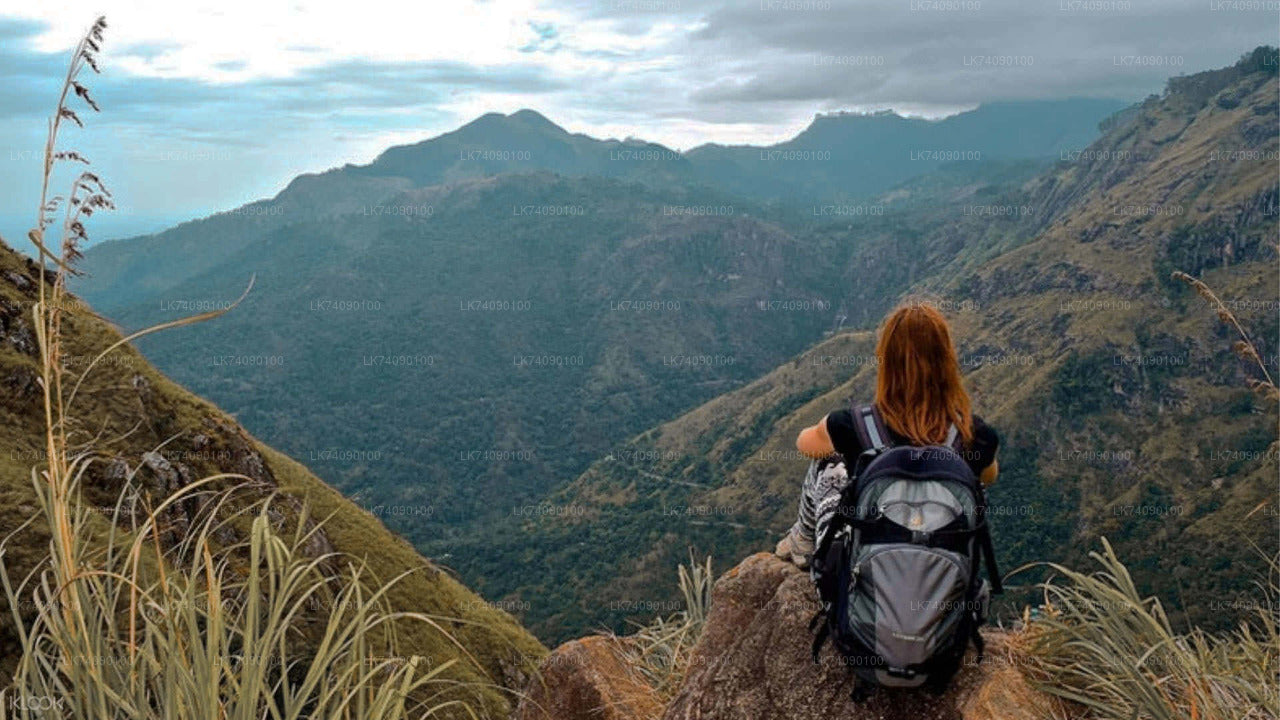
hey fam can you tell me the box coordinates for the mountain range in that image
[76,98,1124,312]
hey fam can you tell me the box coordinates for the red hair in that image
[874,301,973,445]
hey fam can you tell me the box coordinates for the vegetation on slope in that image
[65,44,1276,647]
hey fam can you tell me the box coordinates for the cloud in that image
[672,0,1274,110]
[520,21,562,53]
[0,0,1274,241]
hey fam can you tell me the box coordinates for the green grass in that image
[1020,538,1278,720]
[613,555,713,706]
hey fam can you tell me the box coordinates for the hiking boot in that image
[774,525,814,570]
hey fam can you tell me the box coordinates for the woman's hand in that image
[980,458,999,486]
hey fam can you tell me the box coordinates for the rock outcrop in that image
[519,553,1069,720]
[663,553,1065,720]
[515,635,663,720]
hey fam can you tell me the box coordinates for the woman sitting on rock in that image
[775,300,1000,569]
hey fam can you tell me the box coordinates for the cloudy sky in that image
[0,0,1274,242]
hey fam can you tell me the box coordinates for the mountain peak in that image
[456,108,567,137]
[508,108,560,128]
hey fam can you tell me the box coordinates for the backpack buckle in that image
[910,530,931,545]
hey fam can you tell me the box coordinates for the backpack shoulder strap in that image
[978,521,1003,594]
[944,423,960,450]
[849,401,892,452]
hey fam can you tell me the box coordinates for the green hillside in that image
[0,241,546,718]
[78,175,839,546]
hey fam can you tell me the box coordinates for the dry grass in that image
[1171,270,1278,403]
[613,554,713,707]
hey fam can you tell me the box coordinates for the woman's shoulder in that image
[825,407,855,426]
[972,414,999,444]
[827,406,998,453]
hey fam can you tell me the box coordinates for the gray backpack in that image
[809,404,1002,701]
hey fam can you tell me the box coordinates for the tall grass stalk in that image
[1,17,476,718]
[1171,270,1279,402]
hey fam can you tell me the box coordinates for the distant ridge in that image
[75,98,1122,311]
[683,98,1128,200]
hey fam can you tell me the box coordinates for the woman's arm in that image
[796,415,836,458]
[973,418,1000,486]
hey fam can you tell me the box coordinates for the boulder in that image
[662,553,1068,720]
[515,635,664,720]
